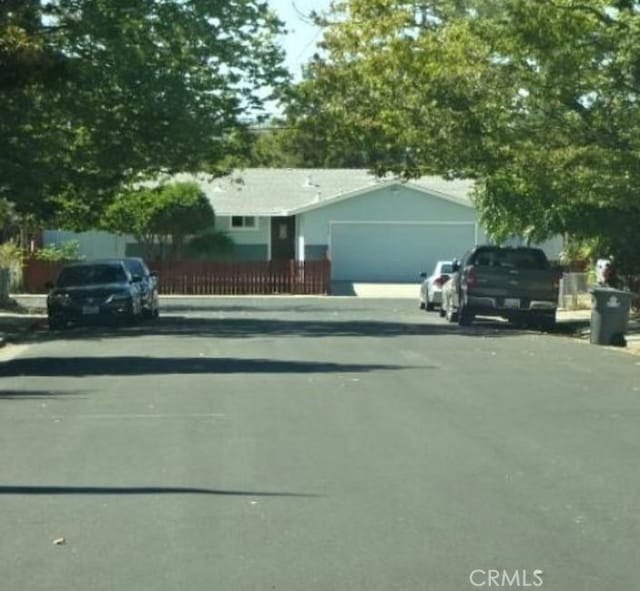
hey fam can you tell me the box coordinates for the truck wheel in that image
[535,313,556,332]
[458,306,474,327]
[509,314,527,329]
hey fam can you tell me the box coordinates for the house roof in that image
[170,169,476,217]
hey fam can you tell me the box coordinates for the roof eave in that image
[286,180,474,216]
[215,211,291,218]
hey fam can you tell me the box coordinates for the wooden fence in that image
[21,258,331,295]
[20,259,62,294]
[151,259,331,295]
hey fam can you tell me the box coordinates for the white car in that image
[419,261,454,311]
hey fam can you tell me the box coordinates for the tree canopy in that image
[0,0,288,226]
[285,0,640,271]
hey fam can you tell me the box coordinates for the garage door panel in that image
[330,223,475,282]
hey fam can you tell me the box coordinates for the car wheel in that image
[419,299,425,310]
[438,307,446,318]
[445,303,458,323]
[425,296,435,312]
[142,307,153,319]
[48,315,66,330]
[123,300,141,325]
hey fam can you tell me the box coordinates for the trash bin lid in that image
[590,286,632,296]
[590,287,634,308]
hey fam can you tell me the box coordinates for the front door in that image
[271,216,296,260]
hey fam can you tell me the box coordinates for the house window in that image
[231,216,257,230]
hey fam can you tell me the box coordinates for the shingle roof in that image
[171,168,476,216]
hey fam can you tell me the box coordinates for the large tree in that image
[0,0,288,226]
[287,0,640,271]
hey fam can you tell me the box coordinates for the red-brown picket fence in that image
[21,257,331,295]
[151,259,330,295]
[21,259,62,293]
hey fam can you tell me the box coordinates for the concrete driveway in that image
[330,281,420,298]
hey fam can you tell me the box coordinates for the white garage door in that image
[330,222,476,282]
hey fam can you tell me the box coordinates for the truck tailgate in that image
[472,268,558,301]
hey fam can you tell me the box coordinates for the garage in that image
[330,222,477,282]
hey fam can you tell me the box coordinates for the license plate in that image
[82,305,100,315]
[504,298,520,308]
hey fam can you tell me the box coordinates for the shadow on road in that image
[23,315,586,343]
[0,355,420,378]
[161,303,371,313]
[0,389,84,400]
[0,485,319,497]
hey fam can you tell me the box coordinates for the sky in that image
[267,0,332,80]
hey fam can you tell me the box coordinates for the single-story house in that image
[43,168,563,282]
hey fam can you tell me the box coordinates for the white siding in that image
[218,216,269,246]
[299,185,480,281]
[42,230,130,259]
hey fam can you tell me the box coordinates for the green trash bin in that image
[590,287,633,346]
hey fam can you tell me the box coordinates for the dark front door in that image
[271,216,296,260]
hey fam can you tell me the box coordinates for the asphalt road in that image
[1,297,639,591]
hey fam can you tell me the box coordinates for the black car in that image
[46,261,144,330]
[117,257,160,319]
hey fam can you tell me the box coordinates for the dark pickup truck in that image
[441,245,560,329]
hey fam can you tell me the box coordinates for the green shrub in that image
[0,241,25,293]
[0,240,23,268]
[184,230,235,259]
[33,240,84,262]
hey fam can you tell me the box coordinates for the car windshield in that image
[440,263,454,274]
[57,264,127,287]
[471,249,549,270]
[124,259,145,277]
